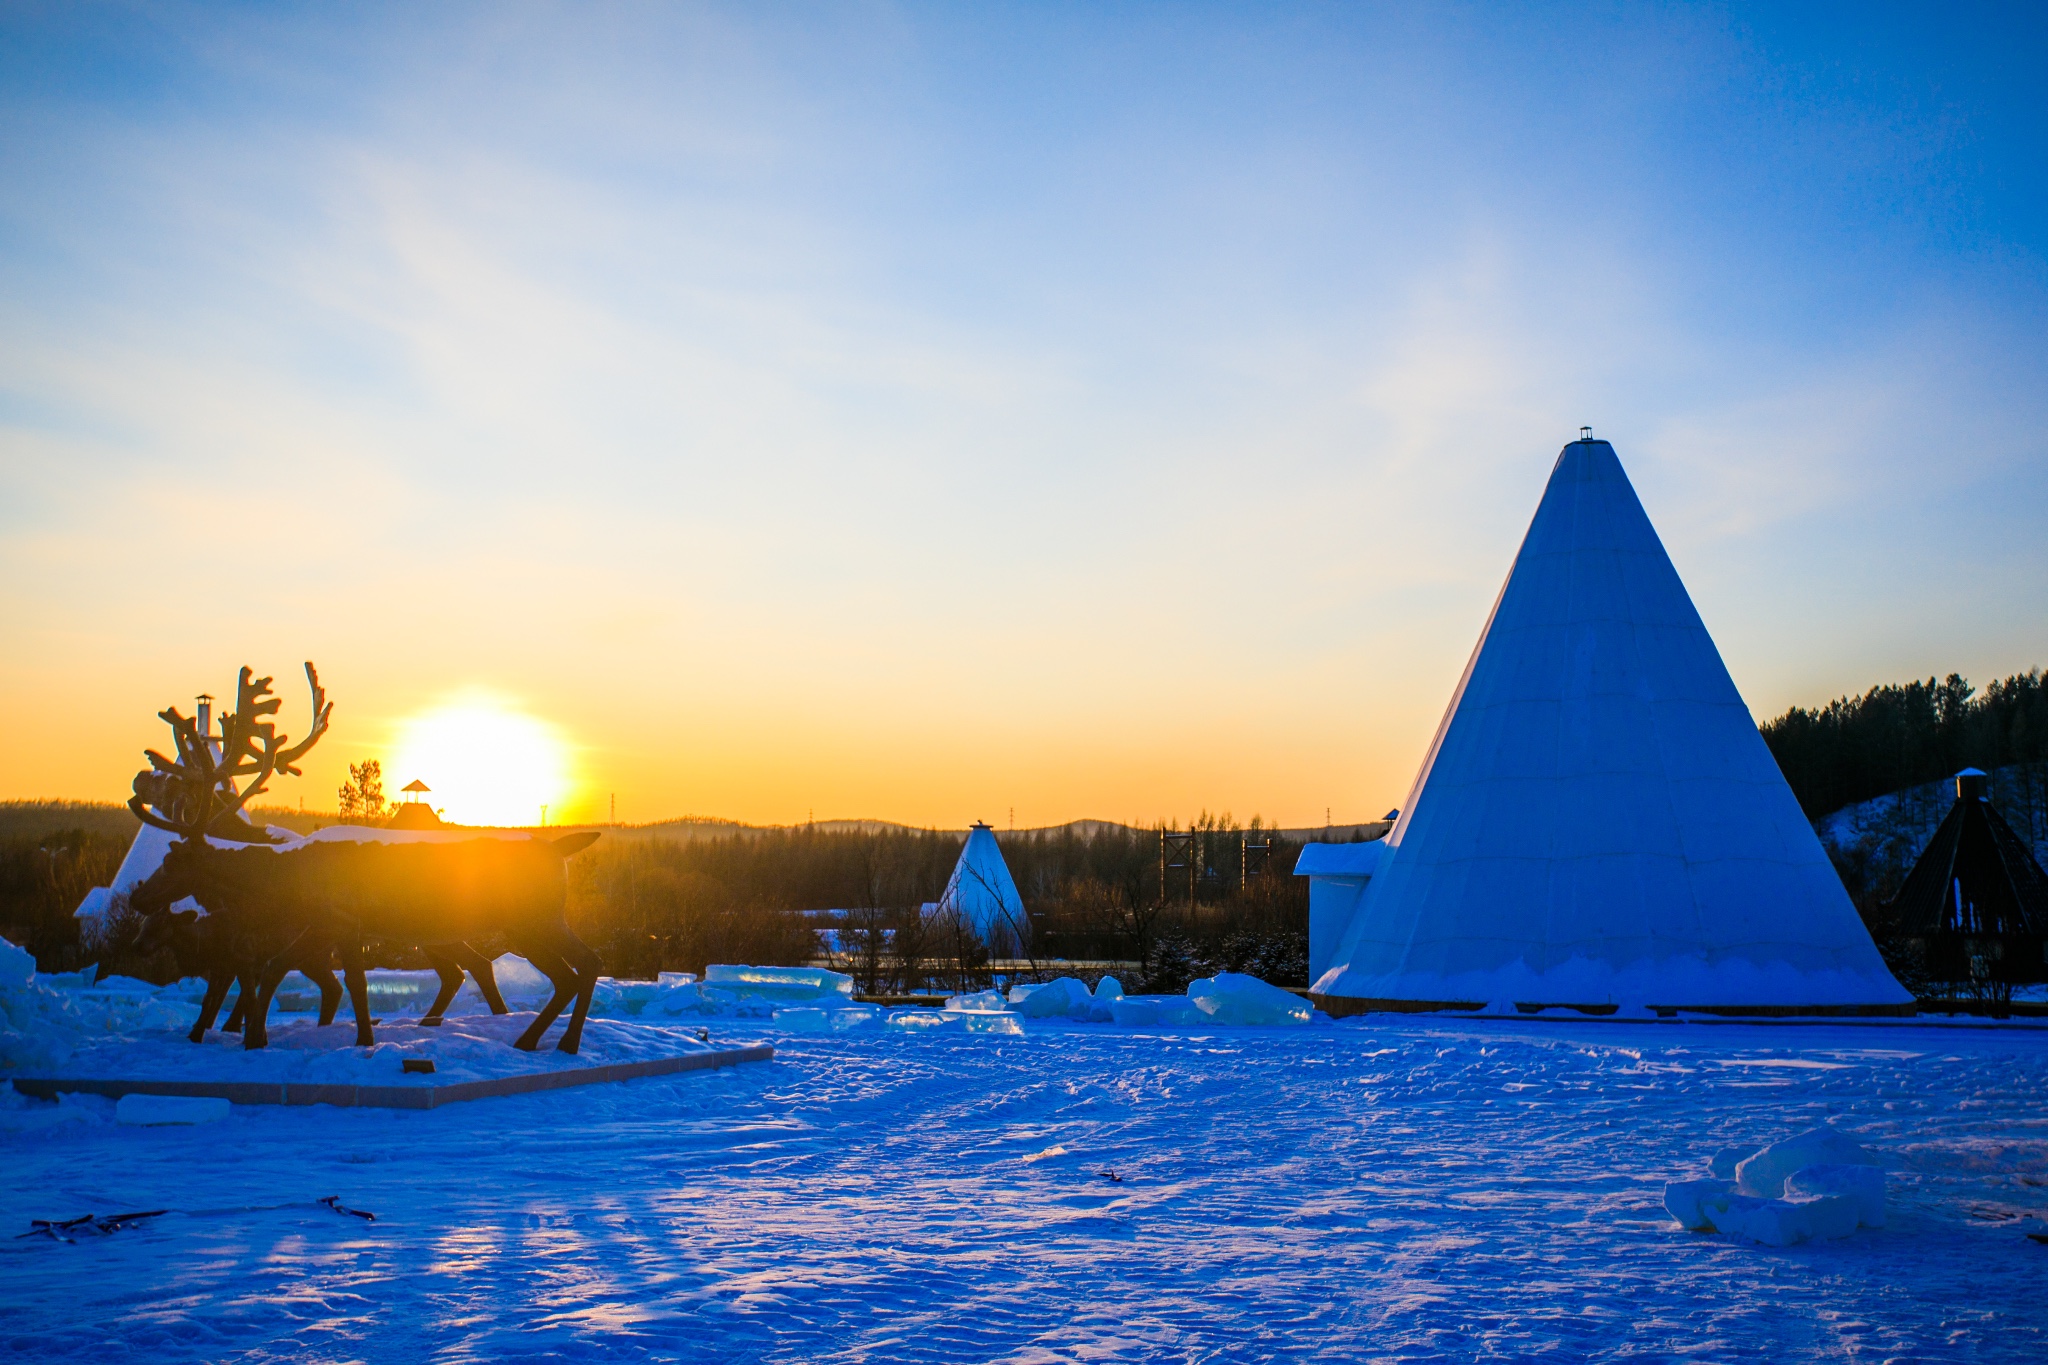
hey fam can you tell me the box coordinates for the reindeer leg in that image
[510,944,577,1051]
[224,988,246,1034]
[553,932,604,1056]
[253,961,293,1031]
[451,942,509,1015]
[190,974,232,1043]
[419,946,464,1025]
[338,938,374,1047]
[310,965,342,1027]
[238,964,270,1049]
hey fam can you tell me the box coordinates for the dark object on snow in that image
[696,1028,710,1042]
[123,663,595,1053]
[2031,1232,2048,1245]
[402,1058,435,1074]
[98,908,346,1041]
[320,1196,375,1222]
[18,1210,167,1242]
[1888,769,2048,1013]
[1099,1170,1123,1183]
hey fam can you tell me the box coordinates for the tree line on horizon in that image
[564,813,1322,992]
[1760,667,2048,820]
[5,664,2042,987]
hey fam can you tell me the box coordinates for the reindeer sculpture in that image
[97,906,346,1040]
[124,664,340,1047]
[128,662,605,1053]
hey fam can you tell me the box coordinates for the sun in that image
[388,696,574,828]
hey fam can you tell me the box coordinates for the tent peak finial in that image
[1579,425,1593,442]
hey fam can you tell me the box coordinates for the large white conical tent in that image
[938,822,1030,957]
[1313,438,1911,1015]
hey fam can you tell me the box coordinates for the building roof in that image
[1889,770,2048,983]
[937,822,1030,955]
[1314,438,1909,1012]
[1294,841,1386,877]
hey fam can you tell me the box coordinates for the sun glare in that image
[389,698,573,828]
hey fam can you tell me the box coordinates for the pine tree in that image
[337,760,391,824]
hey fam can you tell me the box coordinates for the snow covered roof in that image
[1314,438,1911,1015]
[937,822,1029,955]
[1293,841,1385,878]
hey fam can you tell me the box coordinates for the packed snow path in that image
[5,1019,2046,1362]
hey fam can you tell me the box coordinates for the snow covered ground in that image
[31,1012,730,1090]
[5,1016,2047,1362]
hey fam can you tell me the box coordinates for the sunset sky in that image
[3,3,2044,828]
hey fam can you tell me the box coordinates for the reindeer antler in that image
[129,661,332,846]
[272,663,331,777]
[130,704,224,838]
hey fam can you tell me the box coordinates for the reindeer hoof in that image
[513,1037,540,1052]
[555,1041,579,1055]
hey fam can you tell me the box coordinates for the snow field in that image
[4,1017,2047,1362]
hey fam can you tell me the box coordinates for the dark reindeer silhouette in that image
[127,662,604,1052]
[103,898,515,1042]
[97,906,346,1039]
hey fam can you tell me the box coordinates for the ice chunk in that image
[939,1009,1024,1035]
[116,1094,230,1126]
[1708,1145,1761,1180]
[774,1004,880,1031]
[1669,1175,1869,1246]
[705,965,854,1000]
[1094,976,1124,1000]
[946,990,1007,1012]
[1785,1163,1885,1229]
[1108,995,1206,1026]
[0,937,32,990]
[492,954,558,1005]
[658,971,697,986]
[1187,972,1311,1026]
[1663,1178,1735,1231]
[1006,983,1042,1004]
[1736,1128,1882,1199]
[886,1009,952,1029]
[1706,1194,1813,1247]
[1015,978,1093,1019]
[1108,997,1160,1026]
[1794,1192,1861,1241]
[645,981,707,1017]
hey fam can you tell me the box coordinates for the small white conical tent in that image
[938,822,1030,957]
[1314,438,1911,1016]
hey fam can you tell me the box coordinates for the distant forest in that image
[0,802,1337,990]
[12,666,2040,990]
[1760,668,2048,819]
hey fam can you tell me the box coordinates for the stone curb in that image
[10,1043,775,1110]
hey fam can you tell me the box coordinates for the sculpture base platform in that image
[9,1013,772,1110]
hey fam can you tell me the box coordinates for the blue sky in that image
[2,2,2043,825]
